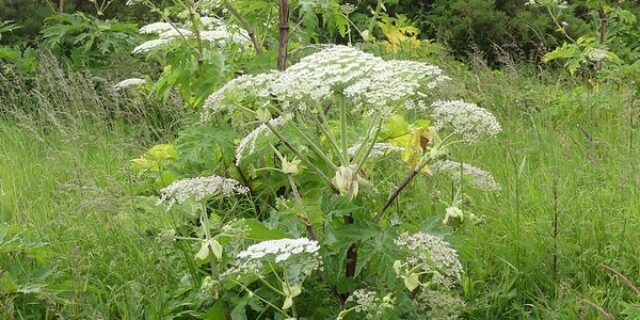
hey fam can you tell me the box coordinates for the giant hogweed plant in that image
[155,45,501,318]
[118,0,258,108]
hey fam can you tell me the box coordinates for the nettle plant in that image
[158,45,501,318]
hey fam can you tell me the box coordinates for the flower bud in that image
[443,206,464,225]
[333,166,359,200]
[281,157,301,175]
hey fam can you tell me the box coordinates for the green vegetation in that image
[2,0,640,319]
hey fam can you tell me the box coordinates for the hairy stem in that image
[277,0,289,71]
[187,0,206,76]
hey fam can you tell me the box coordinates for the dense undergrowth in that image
[2,54,640,319]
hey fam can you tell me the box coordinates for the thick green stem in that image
[264,122,337,191]
[339,98,349,166]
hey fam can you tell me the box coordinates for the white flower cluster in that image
[347,142,404,159]
[203,72,278,116]
[224,238,322,278]
[525,0,568,8]
[237,238,320,263]
[430,100,501,142]
[203,45,448,115]
[346,289,379,313]
[430,160,500,192]
[344,60,449,107]
[113,78,146,91]
[133,18,250,54]
[415,289,465,320]
[344,289,394,317]
[587,48,609,62]
[235,115,291,165]
[158,175,249,207]
[395,232,464,289]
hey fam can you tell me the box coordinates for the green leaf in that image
[204,301,228,320]
[244,219,290,241]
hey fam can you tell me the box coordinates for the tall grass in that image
[2,54,640,318]
[0,57,196,318]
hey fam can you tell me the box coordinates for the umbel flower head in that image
[237,238,320,263]
[132,18,250,54]
[113,78,146,91]
[203,45,449,115]
[235,115,291,166]
[394,232,464,289]
[430,160,500,192]
[223,238,322,279]
[158,174,249,207]
[430,100,501,142]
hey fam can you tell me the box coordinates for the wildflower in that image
[340,289,394,319]
[333,166,360,200]
[199,25,250,47]
[203,72,278,116]
[587,48,609,62]
[443,206,464,225]
[346,289,379,313]
[156,229,176,244]
[395,232,463,289]
[139,22,174,34]
[224,238,322,279]
[430,160,500,192]
[414,290,465,319]
[430,100,501,142]
[281,157,301,175]
[203,45,449,117]
[235,115,291,166]
[344,60,448,107]
[113,78,146,91]
[195,238,223,260]
[158,175,249,207]
[132,38,173,54]
[158,28,193,39]
[236,238,320,263]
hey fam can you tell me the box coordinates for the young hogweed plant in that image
[157,45,500,318]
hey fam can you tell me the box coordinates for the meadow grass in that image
[1,58,640,319]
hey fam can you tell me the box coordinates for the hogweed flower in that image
[158,175,249,207]
[132,38,173,54]
[113,78,146,91]
[431,100,501,142]
[224,238,322,278]
[195,238,223,260]
[139,22,174,34]
[338,289,394,319]
[443,206,464,225]
[430,160,500,192]
[333,166,366,200]
[415,289,465,319]
[133,18,250,55]
[235,115,291,166]
[395,232,463,289]
[202,45,449,116]
[203,72,278,116]
[237,238,320,263]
